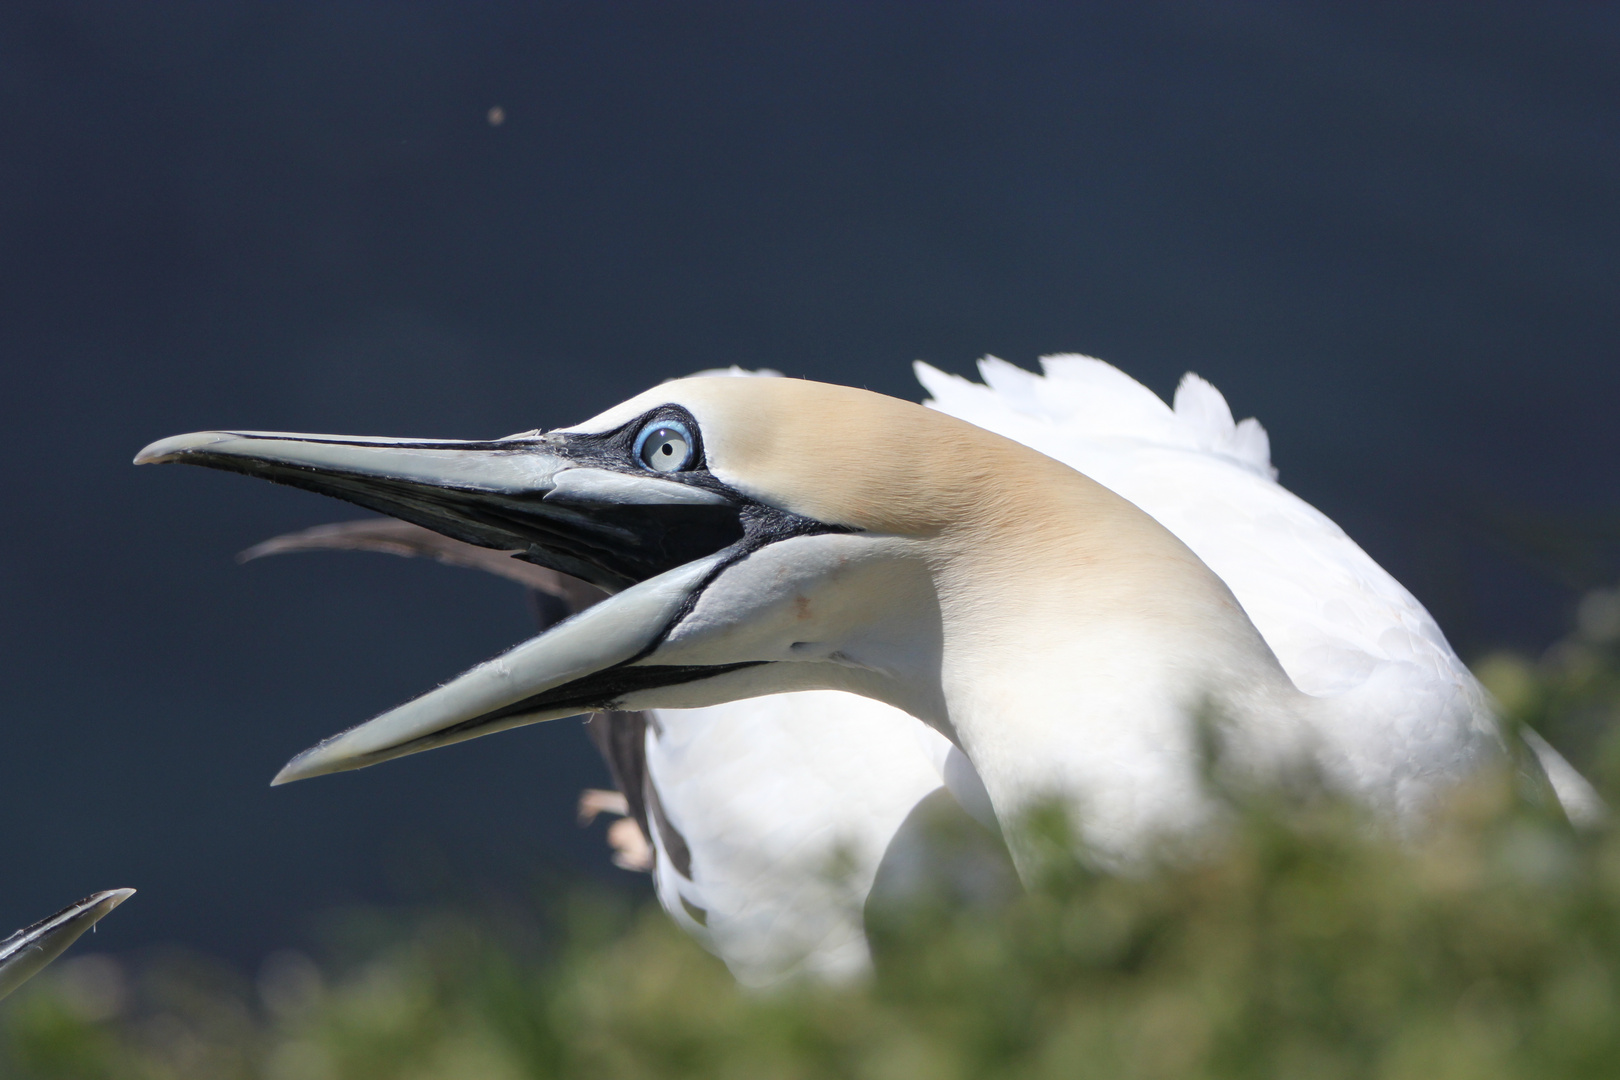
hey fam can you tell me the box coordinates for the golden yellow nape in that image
[572,375,1212,576]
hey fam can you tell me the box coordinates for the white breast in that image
[644,690,949,986]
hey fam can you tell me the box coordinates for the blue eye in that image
[634,419,695,473]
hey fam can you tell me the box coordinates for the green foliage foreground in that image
[5,785,1620,1079]
[7,599,1620,1080]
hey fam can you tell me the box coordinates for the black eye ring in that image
[633,418,696,473]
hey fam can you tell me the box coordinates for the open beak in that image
[0,889,135,1000]
[135,428,778,783]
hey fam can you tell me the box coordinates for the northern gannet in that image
[1,890,135,1001]
[136,356,1596,983]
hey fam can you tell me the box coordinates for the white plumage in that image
[648,692,948,982]
[633,356,1598,985]
[144,355,1601,990]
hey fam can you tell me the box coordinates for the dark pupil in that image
[642,426,688,468]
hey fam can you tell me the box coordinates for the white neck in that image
[947,610,1312,866]
[913,471,1317,871]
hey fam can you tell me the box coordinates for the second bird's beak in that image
[0,889,135,1000]
[135,428,773,783]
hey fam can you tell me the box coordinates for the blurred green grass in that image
[7,587,1620,1079]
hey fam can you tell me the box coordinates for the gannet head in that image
[136,376,1245,791]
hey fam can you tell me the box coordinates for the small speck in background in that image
[487,105,505,127]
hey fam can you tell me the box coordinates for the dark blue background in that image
[2,2,1616,965]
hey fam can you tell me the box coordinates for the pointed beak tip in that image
[270,749,330,787]
[133,431,231,466]
[101,888,136,910]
